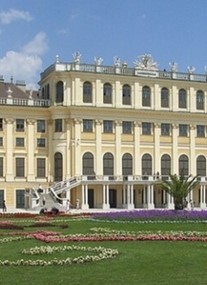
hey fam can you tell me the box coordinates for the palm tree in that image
[159,172,199,210]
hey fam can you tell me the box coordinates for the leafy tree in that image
[159,172,199,210]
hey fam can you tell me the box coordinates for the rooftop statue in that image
[113,56,121,67]
[169,62,178,72]
[134,54,158,71]
[187,65,195,74]
[73,51,81,64]
[94,57,103,65]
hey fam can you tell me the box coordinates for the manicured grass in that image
[1,216,207,285]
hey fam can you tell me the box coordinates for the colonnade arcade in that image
[63,176,207,210]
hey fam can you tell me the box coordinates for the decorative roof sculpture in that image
[134,54,158,71]
[73,51,81,64]
[94,57,103,65]
[113,56,121,67]
[187,65,195,74]
[169,62,178,72]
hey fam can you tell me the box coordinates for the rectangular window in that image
[161,123,170,136]
[37,120,46,133]
[16,189,25,208]
[197,125,205,137]
[142,122,151,135]
[37,158,46,178]
[0,137,3,147]
[0,157,3,177]
[123,121,132,134]
[16,158,25,177]
[37,138,46,147]
[0,119,3,131]
[83,119,93,132]
[179,124,188,136]
[103,120,113,133]
[16,138,24,147]
[55,119,62,132]
[16,119,24,132]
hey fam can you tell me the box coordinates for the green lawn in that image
[1,217,207,285]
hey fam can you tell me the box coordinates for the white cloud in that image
[0,9,32,25]
[23,32,48,55]
[0,32,48,89]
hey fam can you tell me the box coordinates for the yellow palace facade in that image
[1,53,207,210]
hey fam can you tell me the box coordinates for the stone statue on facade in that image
[134,54,158,70]
[113,56,121,67]
[94,57,103,65]
[187,65,195,74]
[73,51,81,64]
[169,62,178,72]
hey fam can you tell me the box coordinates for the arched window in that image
[122,84,131,105]
[103,83,112,104]
[122,153,133,176]
[54,152,63,181]
[161,87,169,108]
[142,153,152,176]
[83,81,92,103]
[142,86,151,107]
[103,153,114,176]
[196,90,204,110]
[179,154,188,176]
[196,155,206,177]
[161,154,171,176]
[179,89,187,108]
[56,81,64,103]
[82,152,94,175]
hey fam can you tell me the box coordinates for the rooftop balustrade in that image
[41,62,207,83]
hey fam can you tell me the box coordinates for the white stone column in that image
[73,77,81,105]
[48,119,53,182]
[123,183,134,209]
[134,82,141,109]
[189,87,195,112]
[5,118,14,181]
[154,84,160,110]
[81,184,89,210]
[115,81,121,108]
[134,121,141,176]
[115,120,122,176]
[146,184,154,209]
[129,184,134,209]
[27,119,35,181]
[199,185,206,209]
[154,123,160,174]
[65,119,71,179]
[166,192,174,209]
[143,186,147,206]
[95,120,102,175]
[95,79,102,106]
[74,119,82,176]
[189,125,196,175]
[172,124,178,174]
[162,190,166,206]
[172,86,178,112]
[102,184,110,209]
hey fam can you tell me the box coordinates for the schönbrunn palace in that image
[0,53,207,211]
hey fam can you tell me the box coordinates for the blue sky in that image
[1,0,207,89]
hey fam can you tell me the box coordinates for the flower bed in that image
[0,231,119,266]
[92,210,207,222]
